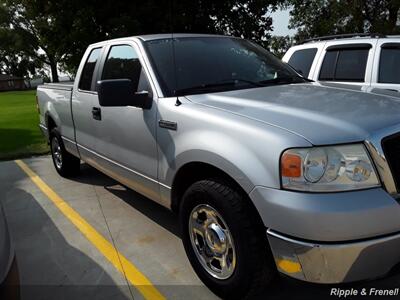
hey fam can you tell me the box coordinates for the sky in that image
[271,8,296,36]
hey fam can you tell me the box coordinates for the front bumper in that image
[249,186,400,283]
[250,186,400,241]
[267,229,400,284]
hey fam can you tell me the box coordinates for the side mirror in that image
[97,79,152,109]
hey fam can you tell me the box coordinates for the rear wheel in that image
[180,179,276,299]
[50,129,80,177]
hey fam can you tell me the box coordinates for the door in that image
[370,39,400,94]
[91,43,161,203]
[72,46,103,163]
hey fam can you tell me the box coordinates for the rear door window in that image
[335,49,369,81]
[319,46,369,82]
[319,51,337,80]
[287,48,317,77]
[78,48,102,91]
[379,44,400,84]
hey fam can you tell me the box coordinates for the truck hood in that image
[185,83,400,145]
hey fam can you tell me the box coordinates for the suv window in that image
[102,45,142,91]
[78,48,102,91]
[287,48,317,77]
[379,45,400,84]
[319,48,369,82]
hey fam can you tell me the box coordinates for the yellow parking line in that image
[15,160,166,300]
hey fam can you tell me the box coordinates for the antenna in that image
[169,0,180,105]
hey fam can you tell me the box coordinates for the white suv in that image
[282,34,400,94]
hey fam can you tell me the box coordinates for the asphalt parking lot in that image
[2,156,400,300]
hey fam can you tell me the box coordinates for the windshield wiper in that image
[218,78,265,87]
[175,79,262,96]
[174,76,306,96]
[259,76,305,85]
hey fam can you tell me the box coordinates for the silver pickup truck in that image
[37,34,400,299]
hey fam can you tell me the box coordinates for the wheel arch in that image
[45,112,59,142]
[46,113,57,131]
[44,99,62,136]
[170,161,265,229]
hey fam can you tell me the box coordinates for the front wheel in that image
[50,129,80,177]
[180,179,276,299]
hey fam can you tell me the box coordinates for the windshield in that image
[145,37,305,96]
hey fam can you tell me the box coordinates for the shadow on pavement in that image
[74,163,180,237]
[105,184,181,238]
[72,163,117,187]
[0,167,132,300]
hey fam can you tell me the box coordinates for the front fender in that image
[157,100,312,194]
[165,133,270,193]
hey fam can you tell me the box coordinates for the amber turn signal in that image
[281,153,302,178]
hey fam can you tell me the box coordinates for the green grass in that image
[0,90,49,160]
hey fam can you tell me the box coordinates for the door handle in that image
[92,107,101,120]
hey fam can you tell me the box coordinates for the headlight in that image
[281,144,380,192]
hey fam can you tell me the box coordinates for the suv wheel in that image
[50,129,80,177]
[180,179,276,299]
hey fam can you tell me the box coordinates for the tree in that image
[170,1,282,46]
[0,0,284,80]
[268,35,293,57]
[60,0,286,71]
[0,0,64,81]
[0,21,42,77]
[0,51,41,78]
[286,0,400,42]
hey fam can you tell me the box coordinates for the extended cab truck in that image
[38,34,400,299]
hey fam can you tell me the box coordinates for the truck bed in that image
[37,82,76,150]
[40,82,74,91]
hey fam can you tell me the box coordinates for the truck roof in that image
[137,33,231,41]
[89,33,233,47]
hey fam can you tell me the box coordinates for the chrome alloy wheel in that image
[189,204,236,279]
[51,137,63,169]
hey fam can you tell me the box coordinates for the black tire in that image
[50,129,80,177]
[180,179,276,299]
